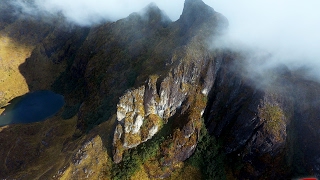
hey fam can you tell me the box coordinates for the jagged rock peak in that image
[180,0,215,22]
[128,2,171,26]
[143,3,172,24]
[177,0,222,34]
[143,3,168,17]
[143,2,165,15]
[185,0,207,6]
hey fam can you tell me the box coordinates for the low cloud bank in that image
[11,0,184,25]
[206,0,320,80]
[10,0,320,80]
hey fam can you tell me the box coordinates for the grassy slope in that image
[0,36,33,109]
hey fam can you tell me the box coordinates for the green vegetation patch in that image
[259,104,285,140]
[186,119,227,180]
[140,114,163,141]
[111,136,165,180]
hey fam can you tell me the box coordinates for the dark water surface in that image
[0,90,64,126]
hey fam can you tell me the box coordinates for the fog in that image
[206,0,320,80]
[11,0,185,25]
[10,0,320,79]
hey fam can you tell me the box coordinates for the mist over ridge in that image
[208,0,320,81]
[8,0,320,81]
[1,0,320,179]
[10,0,185,25]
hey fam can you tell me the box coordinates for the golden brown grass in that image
[168,163,202,180]
[0,36,33,109]
[3,114,118,179]
[130,165,150,180]
[0,115,77,179]
[259,104,285,141]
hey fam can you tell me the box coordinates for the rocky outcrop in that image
[201,53,294,178]
[112,44,220,163]
[109,0,298,179]
[112,0,228,166]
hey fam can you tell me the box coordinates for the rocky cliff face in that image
[1,0,320,179]
[111,0,228,171]
[112,41,220,164]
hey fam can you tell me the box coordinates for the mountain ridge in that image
[0,0,319,179]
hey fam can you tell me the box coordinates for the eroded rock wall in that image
[112,42,221,164]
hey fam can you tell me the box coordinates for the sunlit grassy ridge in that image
[0,36,33,109]
[0,115,78,179]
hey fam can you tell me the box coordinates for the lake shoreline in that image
[0,90,64,126]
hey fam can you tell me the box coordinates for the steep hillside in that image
[0,0,320,179]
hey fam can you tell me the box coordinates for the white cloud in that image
[13,0,185,25]
[11,0,320,79]
[204,0,320,78]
